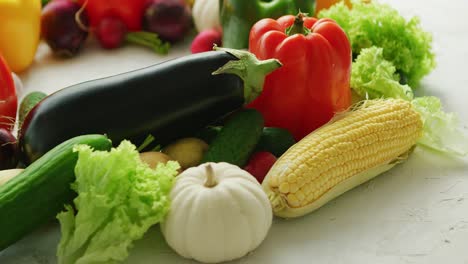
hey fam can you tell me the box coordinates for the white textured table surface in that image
[2,0,468,263]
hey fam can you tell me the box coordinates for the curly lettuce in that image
[57,141,180,264]
[351,47,414,100]
[351,47,467,156]
[319,0,436,88]
[412,97,468,156]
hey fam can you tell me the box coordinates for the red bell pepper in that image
[0,53,17,131]
[248,13,352,140]
[77,0,146,31]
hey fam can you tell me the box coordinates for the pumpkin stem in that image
[204,164,217,187]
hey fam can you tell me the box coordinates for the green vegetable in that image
[412,97,468,156]
[350,48,467,157]
[56,141,180,264]
[18,91,47,125]
[194,126,222,144]
[254,127,296,157]
[220,0,316,49]
[351,47,414,100]
[202,109,264,167]
[319,0,436,87]
[0,134,112,251]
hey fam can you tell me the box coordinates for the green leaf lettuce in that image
[57,140,180,264]
[351,46,414,100]
[319,0,436,87]
[351,47,467,156]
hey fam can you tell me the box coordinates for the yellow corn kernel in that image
[263,99,423,218]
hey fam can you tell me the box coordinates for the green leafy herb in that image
[57,140,179,264]
[319,0,436,87]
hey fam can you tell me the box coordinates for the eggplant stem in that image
[212,45,282,104]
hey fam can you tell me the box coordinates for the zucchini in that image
[19,49,280,164]
[0,134,112,250]
[202,109,264,167]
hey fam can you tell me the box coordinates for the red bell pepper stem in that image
[286,12,310,36]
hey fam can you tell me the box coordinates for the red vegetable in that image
[41,0,89,57]
[247,13,352,140]
[191,29,222,54]
[0,54,17,131]
[77,0,170,53]
[244,152,277,183]
[77,0,146,31]
[142,0,192,43]
[0,128,18,170]
[95,16,127,49]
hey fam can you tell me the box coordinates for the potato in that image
[163,138,209,169]
[140,152,172,169]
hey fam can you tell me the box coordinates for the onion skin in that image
[0,128,18,170]
[142,0,192,43]
[41,0,89,57]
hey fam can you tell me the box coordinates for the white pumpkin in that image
[192,0,221,32]
[161,162,272,263]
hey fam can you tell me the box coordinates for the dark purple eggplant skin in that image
[19,51,244,164]
[41,0,89,57]
[143,0,192,43]
[0,128,18,170]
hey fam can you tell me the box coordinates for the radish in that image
[95,17,127,49]
[244,152,277,183]
[191,29,222,54]
[92,15,170,54]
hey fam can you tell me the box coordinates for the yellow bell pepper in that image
[0,0,41,73]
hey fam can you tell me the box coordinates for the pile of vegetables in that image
[41,0,194,57]
[1,0,467,264]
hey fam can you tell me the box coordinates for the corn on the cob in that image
[262,99,423,218]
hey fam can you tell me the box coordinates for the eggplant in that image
[19,49,281,164]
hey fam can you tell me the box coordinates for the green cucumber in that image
[0,134,112,250]
[202,109,264,167]
[196,126,295,157]
[195,126,222,144]
[19,91,47,125]
[255,127,296,157]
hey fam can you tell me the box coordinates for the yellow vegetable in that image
[0,0,41,72]
[262,99,423,218]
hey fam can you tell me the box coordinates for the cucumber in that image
[202,109,264,167]
[255,127,296,157]
[0,134,112,250]
[196,126,295,157]
[195,126,222,144]
[18,91,47,125]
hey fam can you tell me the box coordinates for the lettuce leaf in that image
[57,140,180,264]
[350,47,467,156]
[351,47,414,101]
[319,0,436,88]
[412,97,468,156]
